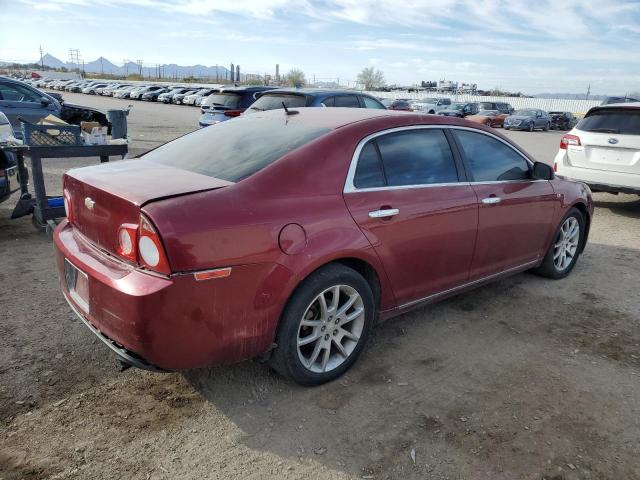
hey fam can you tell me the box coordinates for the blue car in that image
[198,86,275,127]
[245,88,387,114]
[504,109,551,132]
[199,88,387,127]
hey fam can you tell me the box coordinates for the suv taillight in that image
[224,109,243,117]
[560,134,581,149]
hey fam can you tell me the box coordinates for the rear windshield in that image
[246,93,307,113]
[144,116,330,181]
[205,93,241,108]
[577,109,640,135]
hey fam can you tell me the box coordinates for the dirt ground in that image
[1,93,639,480]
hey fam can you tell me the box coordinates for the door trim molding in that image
[397,258,540,310]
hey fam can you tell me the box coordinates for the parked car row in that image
[19,77,581,133]
[380,96,578,132]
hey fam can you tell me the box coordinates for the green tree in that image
[284,69,306,87]
[357,67,385,91]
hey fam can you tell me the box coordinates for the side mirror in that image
[40,97,51,106]
[533,162,554,180]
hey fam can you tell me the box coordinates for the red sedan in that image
[54,108,593,385]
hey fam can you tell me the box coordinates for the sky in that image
[1,0,639,94]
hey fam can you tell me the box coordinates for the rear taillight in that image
[137,214,171,275]
[223,109,243,117]
[63,189,73,223]
[553,162,558,172]
[116,215,170,274]
[560,134,581,150]
[117,223,138,262]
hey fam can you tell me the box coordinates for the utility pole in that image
[586,84,591,100]
[100,56,104,75]
[136,59,143,77]
[39,45,44,69]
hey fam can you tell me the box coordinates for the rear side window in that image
[362,96,386,109]
[246,93,307,113]
[577,109,640,135]
[353,129,458,188]
[454,130,530,182]
[145,116,330,182]
[334,95,360,107]
[354,142,385,188]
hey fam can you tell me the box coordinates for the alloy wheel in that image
[553,217,580,271]
[297,285,365,373]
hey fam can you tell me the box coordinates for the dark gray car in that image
[0,77,61,135]
[0,76,108,139]
[504,108,551,131]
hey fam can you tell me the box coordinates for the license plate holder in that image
[64,260,89,313]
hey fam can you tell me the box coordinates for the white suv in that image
[554,103,640,195]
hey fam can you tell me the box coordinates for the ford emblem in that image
[608,138,619,145]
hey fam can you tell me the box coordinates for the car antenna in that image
[282,102,299,115]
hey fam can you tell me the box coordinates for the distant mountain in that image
[41,53,66,68]
[37,53,232,80]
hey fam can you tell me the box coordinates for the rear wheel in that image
[533,208,584,279]
[270,264,375,386]
[544,122,550,131]
[529,123,535,132]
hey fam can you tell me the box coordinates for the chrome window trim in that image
[343,124,537,194]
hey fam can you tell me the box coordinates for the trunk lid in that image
[64,159,232,253]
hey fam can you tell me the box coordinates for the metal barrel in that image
[106,109,129,139]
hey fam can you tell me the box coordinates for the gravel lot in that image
[1,93,639,480]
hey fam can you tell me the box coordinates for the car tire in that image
[533,208,585,279]
[544,122,550,131]
[529,123,535,132]
[270,264,375,386]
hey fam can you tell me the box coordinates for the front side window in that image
[454,130,530,182]
[353,129,458,188]
[0,83,42,103]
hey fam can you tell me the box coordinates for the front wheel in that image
[533,208,585,279]
[529,123,535,132]
[270,264,375,386]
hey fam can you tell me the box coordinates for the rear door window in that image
[353,129,458,188]
[454,130,530,182]
[334,95,360,108]
[321,96,335,107]
[577,109,640,135]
